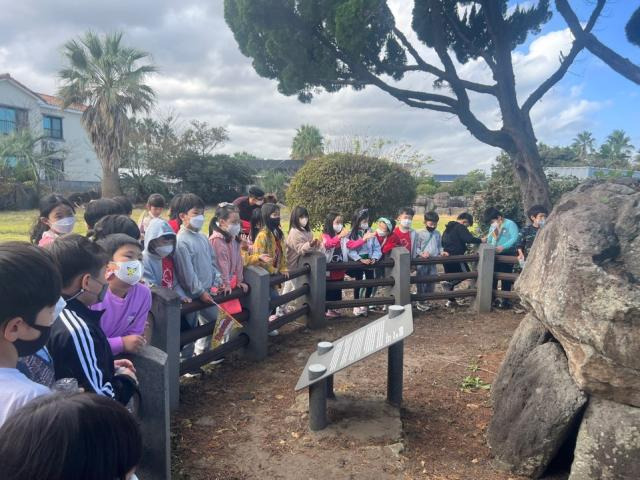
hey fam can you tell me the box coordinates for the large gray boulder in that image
[488,342,587,478]
[516,180,640,407]
[569,397,640,480]
[491,313,552,402]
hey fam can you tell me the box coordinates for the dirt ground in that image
[171,303,564,480]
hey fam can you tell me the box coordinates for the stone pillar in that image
[388,247,411,306]
[242,265,270,361]
[124,345,171,480]
[475,244,496,313]
[148,287,181,410]
[303,251,327,330]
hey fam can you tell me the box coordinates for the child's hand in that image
[114,358,136,372]
[181,297,192,304]
[239,282,249,293]
[360,258,371,265]
[442,251,449,257]
[496,246,504,253]
[283,271,290,279]
[200,291,215,304]
[363,231,376,241]
[420,252,430,258]
[259,254,272,263]
[517,251,525,261]
[310,238,320,248]
[339,229,350,238]
[222,284,233,295]
[122,335,146,353]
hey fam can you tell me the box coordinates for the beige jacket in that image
[285,228,317,270]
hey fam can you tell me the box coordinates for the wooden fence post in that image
[303,252,327,329]
[389,247,411,306]
[475,244,496,313]
[149,287,181,411]
[124,345,171,480]
[242,265,270,361]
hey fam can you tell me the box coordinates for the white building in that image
[546,166,640,180]
[0,73,101,190]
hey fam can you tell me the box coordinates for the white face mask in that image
[491,221,499,229]
[53,296,67,320]
[333,223,343,233]
[360,222,369,230]
[227,223,241,237]
[155,245,173,258]
[299,217,309,228]
[189,215,205,231]
[400,218,412,228]
[538,219,546,228]
[51,216,76,234]
[114,260,143,285]
[376,228,387,237]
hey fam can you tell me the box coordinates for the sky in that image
[0,0,638,174]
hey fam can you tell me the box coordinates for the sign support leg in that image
[309,379,328,431]
[326,374,335,399]
[387,340,403,407]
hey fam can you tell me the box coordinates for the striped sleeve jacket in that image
[47,298,133,404]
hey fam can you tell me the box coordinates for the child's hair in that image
[349,208,370,241]
[0,242,62,326]
[174,193,205,219]
[289,206,310,232]
[209,203,241,243]
[249,207,263,242]
[67,192,89,209]
[323,212,341,235]
[146,193,166,208]
[84,199,125,229]
[168,194,183,221]
[397,206,415,217]
[0,392,142,480]
[48,234,109,287]
[96,234,142,259]
[483,207,502,224]
[527,205,548,220]
[260,203,283,240]
[248,186,265,199]
[264,193,278,204]
[30,194,76,245]
[424,211,440,223]
[457,212,474,226]
[112,196,133,216]
[88,214,140,241]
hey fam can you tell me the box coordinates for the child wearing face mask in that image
[415,211,448,312]
[322,213,350,318]
[30,194,77,247]
[174,194,221,357]
[282,206,321,309]
[47,234,138,405]
[92,234,151,356]
[393,207,420,258]
[484,207,519,309]
[142,218,188,296]
[370,217,399,312]
[0,242,64,427]
[209,203,249,295]
[346,209,382,317]
[517,205,548,263]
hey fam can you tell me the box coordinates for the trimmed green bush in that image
[286,153,416,226]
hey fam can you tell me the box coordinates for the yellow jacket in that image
[245,228,288,274]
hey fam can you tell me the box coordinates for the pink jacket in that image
[209,231,244,288]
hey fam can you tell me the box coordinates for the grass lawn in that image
[0,207,456,243]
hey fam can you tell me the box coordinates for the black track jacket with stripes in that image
[47,298,135,404]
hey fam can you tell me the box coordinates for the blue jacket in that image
[487,218,519,252]
[346,229,382,262]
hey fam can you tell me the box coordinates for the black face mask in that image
[13,323,51,357]
[426,226,436,232]
[266,217,281,230]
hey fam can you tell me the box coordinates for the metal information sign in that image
[295,304,414,431]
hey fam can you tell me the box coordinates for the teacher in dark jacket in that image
[233,186,265,234]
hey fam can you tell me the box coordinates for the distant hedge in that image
[286,153,416,226]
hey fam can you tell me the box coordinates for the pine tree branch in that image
[522,0,606,113]
[555,0,640,85]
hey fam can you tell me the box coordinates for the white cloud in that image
[0,0,611,173]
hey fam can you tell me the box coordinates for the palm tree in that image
[570,131,595,164]
[58,32,157,197]
[599,129,635,169]
[290,124,324,161]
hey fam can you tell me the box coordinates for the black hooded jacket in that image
[442,221,482,255]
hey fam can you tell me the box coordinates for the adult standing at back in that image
[233,186,265,234]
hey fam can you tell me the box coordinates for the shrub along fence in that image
[142,244,516,479]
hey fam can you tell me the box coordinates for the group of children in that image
[0,188,550,439]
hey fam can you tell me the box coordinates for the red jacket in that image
[376,232,399,255]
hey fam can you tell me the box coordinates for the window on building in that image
[0,107,17,134]
[43,115,63,139]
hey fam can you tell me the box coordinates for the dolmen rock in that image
[488,179,640,479]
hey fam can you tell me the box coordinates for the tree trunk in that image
[509,136,552,215]
[101,165,122,198]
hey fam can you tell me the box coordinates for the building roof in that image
[0,73,87,112]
